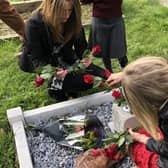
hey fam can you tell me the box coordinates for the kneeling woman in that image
[20,0,109,101]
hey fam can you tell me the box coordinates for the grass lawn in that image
[1,0,168,167]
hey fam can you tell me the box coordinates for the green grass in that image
[1,0,168,167]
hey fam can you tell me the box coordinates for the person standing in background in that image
[0,0,25,40]
[80,0,128,72]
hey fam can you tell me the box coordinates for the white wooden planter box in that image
[7,91,133,168]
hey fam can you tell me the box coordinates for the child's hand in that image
[81,55,92,68]
[106,72,123,87]
[128,128,150,144]
[55,68,68,79]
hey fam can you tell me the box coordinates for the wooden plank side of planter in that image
[7,107,33,168]
[24,91,114,123]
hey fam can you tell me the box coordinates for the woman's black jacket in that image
[20,11,87,72]
[146,102,168,167]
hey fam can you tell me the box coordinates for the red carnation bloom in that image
[103,144,121,160]
[112,151,122,160]
[103,148,110,158]
[104,69,112,79]
[83,74,94,84]
[35,76,44,87]
[108,144,117,154]
[112,90,122,99]
[92,45,101,55]
[92,149,101,157]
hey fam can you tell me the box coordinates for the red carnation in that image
[112,90,122,99]
[104,69,112,79]
[83,74,94,84]
[35,76,44,87]
[112,151,122,160]
[108,144,117,154]
[103,148,110,158]
[103,144,117,159]
[92,149,101,157]
[92,45,101,55]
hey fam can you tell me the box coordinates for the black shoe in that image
[119,56,128,68]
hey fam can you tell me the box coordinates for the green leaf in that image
[34,67,43,74]
[117,135,125,147]
[83,49,90,58]
[125,134,133,144]
[78,63,85,69]
[133,126,141,132]
[43,65,53,71]
[40,73,52,79]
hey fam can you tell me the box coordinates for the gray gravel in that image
[26,102,135,168]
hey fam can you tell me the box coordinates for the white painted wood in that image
[7,108,33,168]
[7,107,25,125]
[111,103,133,132]
[24,91,114,123]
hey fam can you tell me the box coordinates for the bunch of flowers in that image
[34,45,102,87]
[111,88,125,106]
[91,128,139,162]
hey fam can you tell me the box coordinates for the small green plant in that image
[80,131,97,150]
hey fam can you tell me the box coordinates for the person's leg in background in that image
[118,56,128,68]
[102,56,112,72]
[117,17,128,68]
[88,17,113,72]
[110,17,128,69]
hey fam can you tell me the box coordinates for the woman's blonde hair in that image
[37,0,81,43]
[121,56,168,139]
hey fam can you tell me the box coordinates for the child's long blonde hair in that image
[121,56,168,139]
[37,0,81,43]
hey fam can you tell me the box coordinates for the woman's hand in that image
[81,55,92,68]
[128,128,150,144]
[55,68,68,79]
[106,72,123,87]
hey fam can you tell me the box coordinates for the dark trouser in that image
[103,56,128,72]
[48,63,107,102]
[48,73,93,102]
